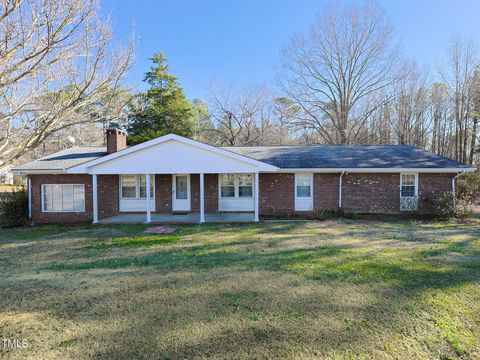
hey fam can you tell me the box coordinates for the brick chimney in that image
[106,128,127,154]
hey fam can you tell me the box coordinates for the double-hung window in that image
[400,173,418,211]
[120,175,154,199]
[220,174,235,197]
[42,184,85,212]
[400,174,417,198]
[238,174,253,197]
[219,174,253,198]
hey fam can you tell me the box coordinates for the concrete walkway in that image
[98,212,255,224]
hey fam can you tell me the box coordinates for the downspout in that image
[339,171,346,209]
[452,171,466,211]
[27,177,32,220]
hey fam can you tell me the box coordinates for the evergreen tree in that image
[128,52,194,144]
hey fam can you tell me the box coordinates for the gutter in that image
[452,171,466,211]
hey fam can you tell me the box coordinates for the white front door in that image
[295,173,313,211]
[172,174,191,212]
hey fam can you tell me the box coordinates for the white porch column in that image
[254,172,259,222]
[199,173,205,223]
[146,174,151,223]
[92,174,98,224]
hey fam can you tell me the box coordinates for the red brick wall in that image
[98,175,119,218]
[29,172,457,223]
[259,173,295,215]
[191,174,200,212]
[155,174,172,213]
[29,174,93,224]
[314,173,340,211]
[342,173,400,213]
[419,173,454,212]
[205,174,218,213]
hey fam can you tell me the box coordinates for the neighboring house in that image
[11,129,476,224]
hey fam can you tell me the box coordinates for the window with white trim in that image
[400,173,417,197]
[219,174,253,198]
[238,174,253,197]
[120,175,154,199]
[42,184,85,212]
[296,174,312,197]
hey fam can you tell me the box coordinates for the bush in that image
[0,190,28,226]
[429,192,456,220]
[428,191,472,220]
[457,172,480,204]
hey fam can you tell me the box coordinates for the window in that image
[219,174,253,198]
[238,174,253,197]
[401,173,417,197]
[121,175,136,198]
[296,174,312,197]
[42,184,85,212]
[120,175,154,199]
[220,174,235,197]
[138,175,154,198]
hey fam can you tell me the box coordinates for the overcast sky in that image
[101,0,480,99]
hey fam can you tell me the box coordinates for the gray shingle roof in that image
[12,146,107,171]
[223,145,469,169]
[13,143,470,172]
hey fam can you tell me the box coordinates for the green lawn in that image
[0,219,479,359]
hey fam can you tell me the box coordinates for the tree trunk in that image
[469,116,478,165]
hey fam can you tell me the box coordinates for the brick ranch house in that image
[12,129,476,224]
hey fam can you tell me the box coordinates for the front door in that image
[172,174,191,212]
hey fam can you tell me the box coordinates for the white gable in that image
[70,137,276,174]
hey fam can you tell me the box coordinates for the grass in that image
[0,219,479,359]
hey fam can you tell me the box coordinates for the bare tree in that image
[440,36,479,163]
[0,0,134,169]
[279,2,400,145]
[390,63,430,146]
[207,84,272,146]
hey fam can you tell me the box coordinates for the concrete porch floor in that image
[98,212,255,224]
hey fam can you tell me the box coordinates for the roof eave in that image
[272,167,477,173]
[10,169,68,174]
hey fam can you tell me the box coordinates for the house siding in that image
[260,173,295,216]
[418,173,454,212]
[342,173,400,213]
[29,172,456,224]
[29,174,93,224]
[155,174,172,213]
[98,175,119,218]
[314,173,340,211]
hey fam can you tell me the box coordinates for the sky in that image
[100,0,480,100]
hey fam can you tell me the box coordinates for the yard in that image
[0,218,479,359]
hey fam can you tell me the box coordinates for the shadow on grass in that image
[3,220,480,358]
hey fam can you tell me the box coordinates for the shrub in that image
[428,191,472,220]
[429,192,456,220]
[0,190,28,226]
[457,172,480,204]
